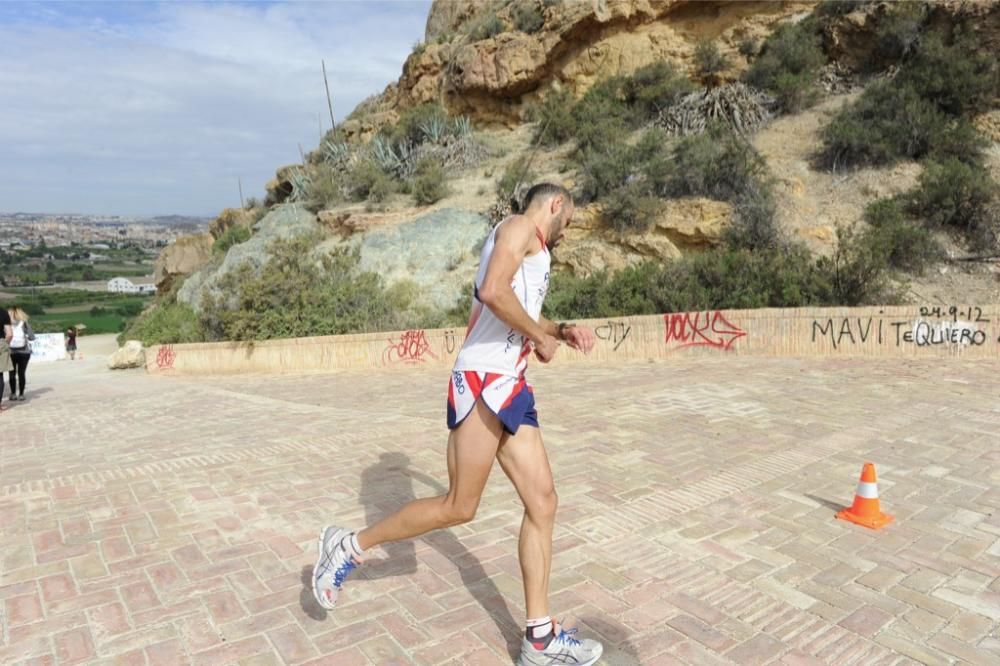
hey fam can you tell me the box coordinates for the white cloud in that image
[0,0,431,216]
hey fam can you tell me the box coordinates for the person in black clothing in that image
[0,307,12,410]
[7,306,35,401]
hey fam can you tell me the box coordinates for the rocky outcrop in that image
[319,207,490,310]
[108,340,145,370]
[154,233,214,292]
[178,205,319,313]
[379,0,817,124]
[209,207,255,239]
[555,198,732,275]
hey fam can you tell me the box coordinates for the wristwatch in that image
[557,322,575,340]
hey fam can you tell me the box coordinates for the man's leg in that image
[357,398,505,550]
[313,398,506,610]
[499,426,604,664]
[496,424,557,621]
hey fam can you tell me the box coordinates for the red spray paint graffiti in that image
[383,330,439,364]
[664,311,747,351]
[156,345,177,369]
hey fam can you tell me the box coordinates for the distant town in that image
[0,211,210,250]
[0,211,211,289]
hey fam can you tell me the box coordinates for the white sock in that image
[527,616,553,640]
[345,533,365,559]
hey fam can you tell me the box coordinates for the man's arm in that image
[539,315,596,354]
[478,217,560,361]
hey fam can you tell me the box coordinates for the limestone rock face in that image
[178,205,319,313]
[381,0,816,124]
[108,340,145,370]
[154,233,214,292]
[554,198,731,276]
[319,207,490,311]
[209,208,255,240]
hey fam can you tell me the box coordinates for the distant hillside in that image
[135,0,1000,347]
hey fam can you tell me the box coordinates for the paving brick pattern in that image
[1,356,999,664]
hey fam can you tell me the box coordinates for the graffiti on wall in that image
[595,320,632,351]
[443,329,457,355]
[155,345,176,370]
[812,306,997,350]
[664,311,747,351]
[383,330,439,364]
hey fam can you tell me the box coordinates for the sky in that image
[0,0,433,217]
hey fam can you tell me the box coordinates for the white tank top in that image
[453,218,551,377]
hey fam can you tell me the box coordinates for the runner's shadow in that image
[577,614,641,666]
[804,493,846,513]
[362,452,522,660]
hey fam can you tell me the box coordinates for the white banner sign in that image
[30,333,68,363]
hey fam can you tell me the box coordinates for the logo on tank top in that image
[535,272,550,306]
[453,371,466,395]
[505,328,517,353]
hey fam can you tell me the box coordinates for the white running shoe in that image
[312,526,360,610]
[517,624,603,666]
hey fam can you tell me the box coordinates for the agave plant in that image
[452,116,473,138]
[322,140,350,164]
[371,136,415,177]
[419,115,450,144]
[288,170,312,203]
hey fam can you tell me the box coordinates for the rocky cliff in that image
[157,0,1000,315]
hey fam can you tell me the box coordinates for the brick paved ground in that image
[2,349,999,665]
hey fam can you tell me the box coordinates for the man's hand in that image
[533,334,560,363]
[563,325,596,354]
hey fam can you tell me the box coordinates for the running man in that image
[312,183,604,665]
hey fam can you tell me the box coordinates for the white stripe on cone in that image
[856,481,879,499]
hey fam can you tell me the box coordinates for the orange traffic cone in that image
[836,462,893,530]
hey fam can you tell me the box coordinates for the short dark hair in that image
[522,182,572,210]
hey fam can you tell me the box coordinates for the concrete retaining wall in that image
[144,305,1000,375]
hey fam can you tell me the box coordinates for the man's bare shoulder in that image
[494,214,534,245]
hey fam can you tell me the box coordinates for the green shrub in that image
[819,82,946,168]
[89,306,107,317]
[347,159,394,202]
[531,88,576,146]
[814,0,872,17]
[200,235,408,342]
[694,40,730,78]
[725,181,781,251]
[895,33,999,117]
[388,102,449,146]
[301,164,345,212]
[907,159,996,235]
[817,224,903,306]
[114,301,145,318]
[411,157,449,205]
[213,225,251,254]
[603,183,665,234]
[873,0,928,65]
[514,1,545,34]
[571,77,633,154]
[544,246,843,320]
[497,157,535,200]
[743,22,825,113]
[738,37,759,59]
[621,61,695,120]
[577,126,669,204]
[471,13,505,41]
[544,263,660,320]
[863,198,940,273]
[119,302,205,346]
[662,124,767,201]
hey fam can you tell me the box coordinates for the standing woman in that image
[8,306,35,401]
[0,306,12,411]
[66,326,77,361]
